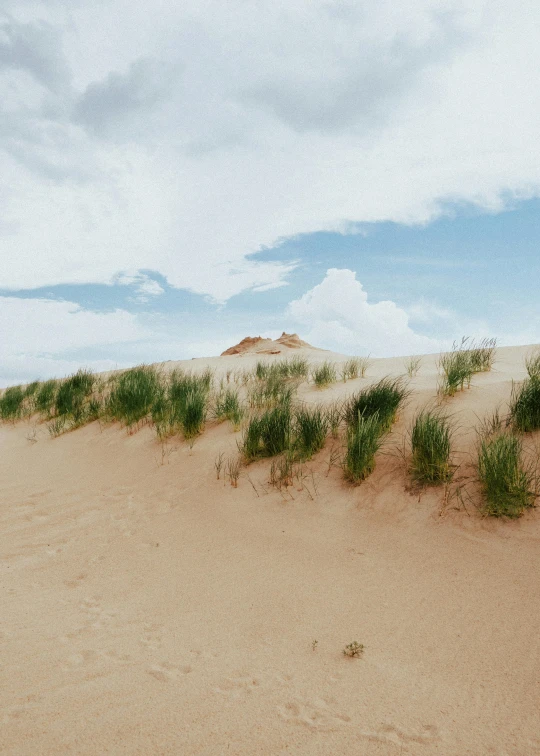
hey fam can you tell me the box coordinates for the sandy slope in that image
[2,345,540,755]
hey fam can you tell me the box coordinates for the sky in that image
[1,0,540,385]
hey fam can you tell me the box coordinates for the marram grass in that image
[343,413,386,483]
[410,409,452,484]
[509,376,540,433]
[477,432,536,518]
[344,377,408,432]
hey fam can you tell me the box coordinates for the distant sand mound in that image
[221,332,315,356]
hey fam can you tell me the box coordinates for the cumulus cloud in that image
[1,0,540,302]
[0,296,148,384]
[287,269,442,356]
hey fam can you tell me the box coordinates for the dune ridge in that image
[1,343,540,755]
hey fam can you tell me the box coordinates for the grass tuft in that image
[108,365,161,427]
[477,432,537,518]
[35,379,58,417]
[240,404,293,460]
[55,369,95,421]
[343,413,386,483]
[294,405,329,460]
[0,385,25,420]
[312,361,337,388]
[344,377,408,432]
[508,376,540,432]
[341,357,369,382]
[525,350,540,379]
[404,355,422,378]
[410,409,452,484]
[214,387,244,428]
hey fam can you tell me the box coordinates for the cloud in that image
[115,272,165,302]
[287,268,442,356]
[0,296,148,384]
[1,0,540,303]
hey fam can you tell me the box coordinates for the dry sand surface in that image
[2,344,540,755]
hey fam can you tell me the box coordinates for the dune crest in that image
[221,331,317,356]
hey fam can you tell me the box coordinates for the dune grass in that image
[240,404,292,460]
[438,337,497,397]
[294,405,329,460]
[404,355,422,378]
[0,385,26,420]
[248,373,296,409]
[312,361,337,389]
[214,387,244,428]
[343,413,386,483]
[108,365,162,427]
[525,350,540,379]
[55,369,95,421]
[344,377,408,432]
[477,432,537,517]
[35,379,59,417]
[508,376,540,432]
[341,357,369,382]
[410,409,453,484]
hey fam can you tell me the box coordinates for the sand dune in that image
[2,344,540,755]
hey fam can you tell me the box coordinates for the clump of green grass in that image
[248,374,296,409]
[55,369,95,421]
[410,409,453,484]
[343,413,386,483]
[312,361,337,388]
[469,337,497,373]
[24,381,40,399]
[525,350,540,378]
[438,337,497,396]
[344,377,408,432]
[438,339,474,397]
[508,376,540,432]
[167,369,211,439]
[108,365,162,427]
[341,356,370,381]
[0,385,25,420]
[214,387,244,428]
[404,355,422,378]
[294,405,329,459]
[477,432,537,518]
[255,357,309,382]
[35,379,58,417]
[240,404,293,460]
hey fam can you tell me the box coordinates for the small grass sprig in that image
[312,361,337,389]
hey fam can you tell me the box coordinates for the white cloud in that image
[0,296,148,384]
[287,268,443,356]
[0,1,539,301]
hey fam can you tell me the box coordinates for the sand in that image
[2,345,540,755]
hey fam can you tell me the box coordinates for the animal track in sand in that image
[360,723,440,747]
[213,676,261,698]
[147,661,193,682]
[278,696,351,730]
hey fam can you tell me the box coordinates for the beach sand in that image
[2,344,540,755]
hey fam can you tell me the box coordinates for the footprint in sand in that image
[147,661,193,682]
[361,723,440,747]
[278,696,351,730]
[213,676,261,698]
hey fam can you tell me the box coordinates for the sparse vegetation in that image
[343,641,364,658]
[108,366,161,428]
[226,455,241,487]
[214,387,244,428]
[240,404,293,460]
[525,350,540,379]
[294,405,329,460]
[477,431,537,518]
[341,357,369,382]
[35,379,58,417]
[509,376,540,432]
[55,369,94,419]
[404,355,422,378]
[410,409,453,484]
[344,377,408,432]
[438,337,497,397]
[343,413,386,483]
[0,385,25,420]
[312,361,337,388]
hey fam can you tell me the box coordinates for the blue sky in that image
[1,2,540,384]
